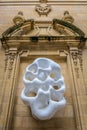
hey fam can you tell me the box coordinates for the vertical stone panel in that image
[0,48,20,130]
[69,47,87,130]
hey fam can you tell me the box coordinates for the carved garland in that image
[70,49,83,80]
[70,50,79,79]
[4,49,18,79]
[8,53,16,79]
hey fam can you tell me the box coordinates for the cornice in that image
[1,17,86,49]
[1,35,85,50]
[0,1,87,6]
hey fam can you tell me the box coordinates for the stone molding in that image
[0,1,87,6]
[1,18,86,50]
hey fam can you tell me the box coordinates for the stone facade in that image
[0,1,87,130]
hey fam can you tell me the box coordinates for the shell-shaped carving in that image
[21,58,66,120]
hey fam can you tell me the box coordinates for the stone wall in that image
[0,1,87,36]
[0,1,87,130]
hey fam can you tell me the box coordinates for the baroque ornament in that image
[62,11,74,24]
[21,58,66,120]
[70,49,79,78]
[35,0,51,16]
[13,11,25,25]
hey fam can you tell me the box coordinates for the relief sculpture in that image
[21,58,66,120]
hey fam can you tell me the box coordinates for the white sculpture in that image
[21,58,66,120]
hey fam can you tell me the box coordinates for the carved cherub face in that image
[21,58,66,120]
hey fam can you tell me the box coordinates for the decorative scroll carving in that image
[35,0,51,16]
[53,19,85,37]
[53,24,68,35]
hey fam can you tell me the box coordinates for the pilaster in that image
[0,48,20,130]
[69,47,86,130]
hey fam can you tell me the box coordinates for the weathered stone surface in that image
[0,1,87,130]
